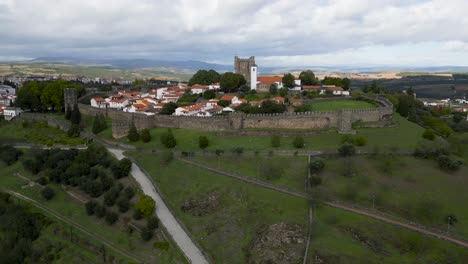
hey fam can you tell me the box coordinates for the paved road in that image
[107,148,208,264]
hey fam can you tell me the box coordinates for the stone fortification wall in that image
[77,95,393,138]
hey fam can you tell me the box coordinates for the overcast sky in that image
[1,0,468,67]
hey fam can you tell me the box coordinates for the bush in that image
[160,129,176,148]
[354,136,367,146]
[133,209,143,220]
[310,176,322,187]
[146,216,159,230]
[141,128,151,143]
[127,123,140,142]
[153,242,170,251]
[85,201,98,215]
[292,137,304,148]
[198,136,209,149]
[340,135,355,144]
[117,196,130,213]
[95,204,107,218]
[41,187,55,200]
[309,158,325,174]
[338,144,356,157]
[232,147,244,156]
[67,124,80,138]
[124,186,135,199]
[105,211,119,225]
[141,227,153,241]
[271,135,281,148]
[422,129,436,141]
[135,194,156,218]
[259,163,284,180]
[437,155,463,171]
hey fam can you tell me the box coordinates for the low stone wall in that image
[77,95,393,138]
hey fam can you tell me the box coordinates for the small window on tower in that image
[253,68,255,71]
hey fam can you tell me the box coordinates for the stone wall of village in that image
[78,94,393,138]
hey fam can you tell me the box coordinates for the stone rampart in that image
[77,95,393,138]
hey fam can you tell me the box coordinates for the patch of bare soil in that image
[248,222,305,264]
[181,192,220,216]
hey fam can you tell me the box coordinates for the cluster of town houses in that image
[0,84,18,120]
[90,78,349,117]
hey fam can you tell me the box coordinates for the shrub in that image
[153,242,170,251]
[135,194,156,218]
[309,158,325,174]
[338,144,356,156]
[146,216,159,230]
[437,155,463,171]
[117,196,130,213]
[127,123,140,142]
[340,135,355,144]
[292,137,304,148]
[259,163,284,180]
[422,129,436,141]
[271,135,281,148]
[105,211,119,225]
[95,204,107,218]
[67,124,80,138]
[133,209,143,220]
[198,136,209,149]
[354,136,367,146]
[141,128,151,143]
[41,187,55,200]
[310,176,322,187]
[232,147,244,156]
[124,186,135,199]
[85,200,98,215]
[160,129,176,148]
[104,188,120,207]
[141,227,153,241]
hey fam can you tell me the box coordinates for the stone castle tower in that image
[64,88,77,112]
[234,56,255,84]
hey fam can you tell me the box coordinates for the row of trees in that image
[189,70,246,93]
[235,100,287,114]
[17,80,85,111]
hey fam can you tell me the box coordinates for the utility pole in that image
[447,216,451,233]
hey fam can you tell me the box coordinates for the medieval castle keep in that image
[234,56,256,87]
[76,94,393,138]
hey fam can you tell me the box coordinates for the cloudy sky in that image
[1,0,468,67]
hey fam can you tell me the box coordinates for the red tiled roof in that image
[190,84,209,89]
[181,103,206,111]
[326,86,343,91]
[303,85,321,90]
[257,76,282,84]
[93,97,105,102]
[111,98,127,103]
[221,95,235,101]
[274,97,285,102]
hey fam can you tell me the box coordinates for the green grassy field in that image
[0,159,186,264]
[307,100,376,111]
[127,151,309,263]
[316,155,468,238]
[309,206,468,263]
[111,114,424,151]
[191,154,308,193]
[0,119,84,146]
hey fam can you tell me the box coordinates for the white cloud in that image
[0,0,467,65]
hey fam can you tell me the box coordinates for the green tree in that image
[141,128,151,143]
[299,70,317,85]
[239,84,251,94]
[217,100,230,107]
[147,216,159,230]
[271,135,281,148]
[278,88,288,97]
[269,84,278,94]
[422,129,436,141]
[85,200,98,215]
[198,136,209,149]
[161,129,176,148]
[203,89,216,99]
[309,158,325,174]
[282,73,295,88]
[92,114,107,134]
[141,227,153,241]
[189,69,220,86]
[127,123,140,142]
[135,194,156,218]
[293,136,305,148]
[342,77,351,90]
[41,186,55,200]
[160,102,178,115]
[338,143,356,156]
[105,211,119,225]
[220,72,246,93]
[355,136,367,146]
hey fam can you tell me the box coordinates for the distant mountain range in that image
[27,57,233,71]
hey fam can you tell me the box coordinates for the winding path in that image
[107,148,208,264]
